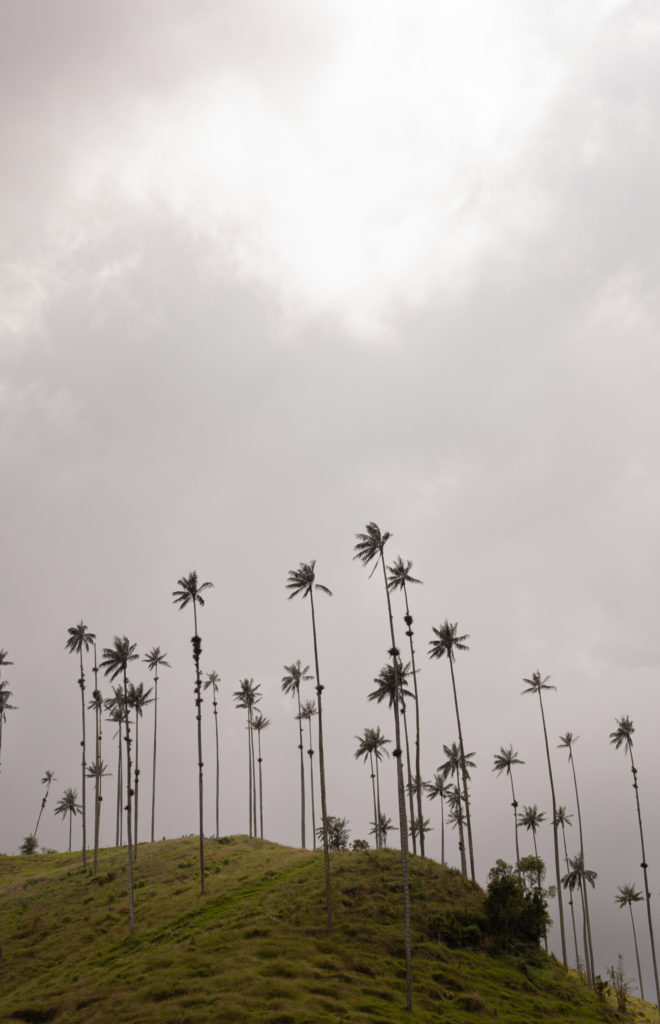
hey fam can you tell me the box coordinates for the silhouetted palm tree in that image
[368,661,417,853]
[522,671,567,967]
[439,743,475,876]
[282,660,313,848]
[33,769,56,840]
[233,678,261,839]
[558,731,594,981]
[105,691,125,846]
[298,699,318,849]
[561,854,597,983]
[355,521,412,1011]
[144,647,170,843]
[425,773,447,866]
[387,556,425,854]
[127,682,153,856]
[203,669,221,838]
[88,644,104,873]
[355,727,391,848]
[286,560,333,933]
[100,636,139,933]
[520,802,548,951]
[86,758,110,869]
[616,884,645,999]
[493,746,524,867]
[610,716,660,1009]
[429,621,474,881]
[252,711,270,839]
[54,787,82,853]
[65,621,96,868]
[173,571,213,894]
[370,811,397,848]
[555,806,582,980]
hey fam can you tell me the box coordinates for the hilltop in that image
[0,837,653,1023]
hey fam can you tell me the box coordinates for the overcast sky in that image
[2,0,660,993]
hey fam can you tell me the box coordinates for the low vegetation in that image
[1,836,651,1024]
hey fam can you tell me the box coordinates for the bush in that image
[19,835,38,855]
[484,859,549,948]
[351,839,369,851]
[316,816,350,851]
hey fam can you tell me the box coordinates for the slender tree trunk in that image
[531,831,548,953]
[191,602,205,894]
[509,772,520,867]
[375,754,383,827]
[447,657,474,882]
[536,691,567,967]
[401,701,417,855]
[151,673,158,842]
[297,689,306,848]
[578,883,592,987]
[455,785,467,876]
[34,781,52,839]
[93,643,100,874]
[133,710,140,859]
[79,650,87,868]
[559,822,581,976]
[628,750,660,1010]
[368,751,379,848]
[250,714,258,839]
[257,729,264,839]
[380,555,412,1012]
[630,904,645,1000]
[402,585,424,856]
[568,749,595,981]
[68,813,72,853]
[440,793,445,867]
[122,669,135,935]
[306,717,316,851]
[116,720,123,847]
[247,711,253,840]
[213,692,220,838]
[309,589,332,934]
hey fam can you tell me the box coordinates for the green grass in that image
[0,836,654,1023]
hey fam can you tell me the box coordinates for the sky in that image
[2,0,660,994]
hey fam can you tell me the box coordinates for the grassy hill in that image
[0,837,655,1023]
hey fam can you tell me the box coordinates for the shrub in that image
[484,859,549,948]
[19,835,38,855]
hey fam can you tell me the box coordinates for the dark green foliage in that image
[317,817,350,851]
[19,836,38,856]
[484,860,549,948]
[352,839,369,851]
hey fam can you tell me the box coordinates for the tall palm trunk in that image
[92,644,101,873]
[133,707,140,858]
[374,753,383,830]
[191,602,205,894]
[79,649,87,868]
[439,792,445,866]
[447,656,474,882]
[122,668,135,935]
[116,719,123,847]
[34,779,53,840]
[559,821,582,978]
[567,748,595,981]
[629,902,645,1000]
[628,748,660,1009]
[68,812,73,853]
[577,883,592,986]
[213,689,220,838]
[508,772,521,867]
[256,727,264,839]
[401,701,417,855]
[296,690,306,848]
[380,557,412,1012]
[536,691,567,966]
[247,710,254,840]
[151,671,159,843]
[402,585,424,856]
[250,715,258,838]
[368,751,379,848]
[529,830,547,953]
[308,588,332,934]
[454,786,467,876]
[306,716,317,851]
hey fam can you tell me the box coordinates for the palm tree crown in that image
[428,621,470,662]
[616,883,643,909]
[386,557,422,592]
[609,715,635,754]
[100,637,139,679]
[281,661,313,696]
[285,561,332,600]
[172,571,214,615]
[144,647,171,674]
[493,745,524,777]
[521,670,556,696]
[353,521,391,572]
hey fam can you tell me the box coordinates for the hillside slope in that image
[0,837,648,1023]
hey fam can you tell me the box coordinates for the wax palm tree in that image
[425,773,448,866]
[616,884,645,999]
[367,661,417,853]
[0,649,12,676]
[86,758,110,869]
[410,817,432,844]
[561,854,597,982]
[610,716,660,1009]
[0,678,17,773]
[519,804,546,862]
[172,570,213,893]
[387,556,425,854]
[203,669,221,839]
[555,806,582,979]
[252,711,270,839]
[439,743,475,876]
[429,620,475,882]
[127,682,153,856]
[282,660,313,848]
[493,746,525,866]
[144,647,170,843]
[233,678,261,839]
[33,769,56,840]
[105,691,125,846]
[298,700,318,849]
[355,727,391,849]
[446,787,467,864]
[522,671,567,967]
[54,787,82,853]
[88,644,104,873]
[558,731,595,981]
[371,811,397,848]
[286,560,333,933]
[355,521,413,1010]
[100,636,139,933]
[65,621,96,868]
